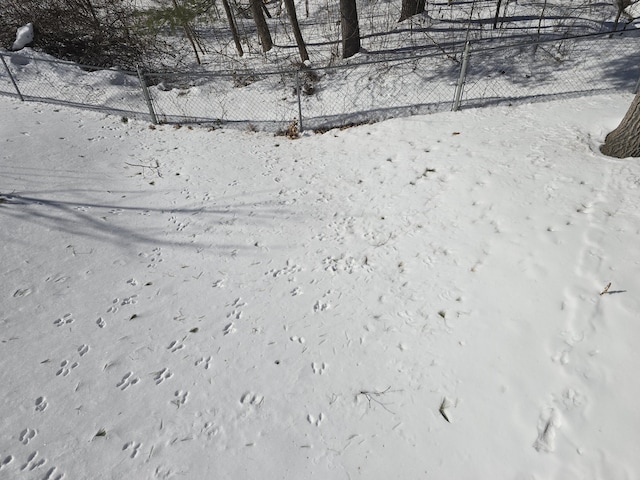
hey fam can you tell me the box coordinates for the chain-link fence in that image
[460,31,640,110]
[1,29,639,132]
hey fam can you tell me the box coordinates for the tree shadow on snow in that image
[0,190,293,253]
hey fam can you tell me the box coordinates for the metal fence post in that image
[452,41,471,112]
[1,54,25,101]
[137,65,158,124]
[296,69,304,133]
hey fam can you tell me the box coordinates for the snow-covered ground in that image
[1,92,640,479]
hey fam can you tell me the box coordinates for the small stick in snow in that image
[439,397,452,423]
[600,282,612,296]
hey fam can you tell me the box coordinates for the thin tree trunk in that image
[398,0,425,22]
[340,0,360,58]
[284,0,309,62]
[171,0,201,64]
[222,0,244,56]
[492,0,502,29]
[600,91,640,158]
[250,0,273,52]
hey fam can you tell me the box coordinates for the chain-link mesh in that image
[300,54,459,130]
[142,69,299,130]
[1,30,639,131]
[461,30,640,109]
[0,49,149,119]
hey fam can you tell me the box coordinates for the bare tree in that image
[600,91,640,158]
[250,0,273,52]
[612,0,632,31]
[340,0,360,58]
[398,0,426,22]
[221,0,244,56]
[283,0,309,62]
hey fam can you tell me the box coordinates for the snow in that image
[12,23,34,51]
[2,90,640,479]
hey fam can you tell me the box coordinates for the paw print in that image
[56,360,78,377]
[195,356,213,370]
[116,372,140,391]
[171,390,189,407]
[35,397,48,412]
[53,313,73,327]
[19,428,37,445]
[154,368,173,385]
[123,441,142,459]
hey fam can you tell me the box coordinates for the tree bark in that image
[222,0,243,56]
[340,0,360,58]
[398,0,426,22]
[284,0,309,62]
[250,0,273,52]
[600,91,640,158]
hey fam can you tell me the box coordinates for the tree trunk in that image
[284,0,309,62]
[250,0,273,52]
[398,0,426,22]
[340,0,360,58]
[600,91,640,158]
[222,0,243,56]
[492,0,502,29]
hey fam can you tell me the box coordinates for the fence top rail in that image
[2,28,638,79]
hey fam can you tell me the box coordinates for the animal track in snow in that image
[154,368,173,385]
[223,323,236,335]
[20,451,46,472]
[56,360,79,377]
[307,413,325,426]
[289,336,305,344]
[266,261,303,279]
[19,428,37,445]
[313,300,329,313]
[311,362,328,375]
[240,392,264,407]
[123,441,142,459]
[35,397,48,412]
[167,339,185,353]
[13,287,32,298]
[77,344,90,357]
[117,372,140,391]
[121,295,138,306]
[533,407,561,453]
[171,390,189,407]
[107,299,119,314]
[43,465,65,480]
[139,247,163,268]
[195,356,213,369]
[53,313,74,327]
[96,317,106,328]
[0,455,13,470]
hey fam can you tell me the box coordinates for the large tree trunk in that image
[340,0,360,58]
[250,0,273,52]
[600,91,640,158]
[398,0,426,22]
[283,0,309,62]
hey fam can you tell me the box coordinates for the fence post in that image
[296,69,304,133]
[137,65,158,124]
[452,41,471,112]
[1,54,25,101]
